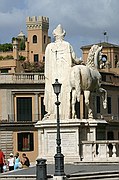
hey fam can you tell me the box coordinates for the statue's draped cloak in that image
[44,41,76,119]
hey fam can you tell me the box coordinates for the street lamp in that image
[52,79,65,176]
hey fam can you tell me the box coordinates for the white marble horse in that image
[70,45,107,119]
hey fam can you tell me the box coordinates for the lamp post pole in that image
[52,79,65,177]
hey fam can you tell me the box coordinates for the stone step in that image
[67,170,119,179]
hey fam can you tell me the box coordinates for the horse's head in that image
[86,45,102,69]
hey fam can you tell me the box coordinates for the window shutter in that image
[18,133,23,151]
[30,133,34,151]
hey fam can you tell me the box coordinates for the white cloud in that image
[0,0,119,56]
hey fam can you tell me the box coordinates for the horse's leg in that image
[71,66,81,118]
[98,88,107,109]
[72,88,77,118]
[84,90,93,119]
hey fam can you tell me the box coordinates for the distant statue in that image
[44,24,80,119]
[70,45,107,119]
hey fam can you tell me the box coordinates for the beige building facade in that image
[0,16,49,163]
[0,16,119,163]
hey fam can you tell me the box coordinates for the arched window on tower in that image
[33,35,37,43]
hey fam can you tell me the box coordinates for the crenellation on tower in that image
[37,16,49,23]
[26,16,49,30]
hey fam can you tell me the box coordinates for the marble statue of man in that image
[44,24,80,119]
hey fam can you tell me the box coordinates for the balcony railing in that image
[0,73,45,84]
[0,114,42,123]
[81,140,119,162]
[97,114,119,122]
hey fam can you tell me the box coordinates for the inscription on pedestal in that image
[47,131,77,154]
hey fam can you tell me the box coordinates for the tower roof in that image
[17,31,25,39]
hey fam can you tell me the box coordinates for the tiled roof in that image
[81,42,119,49]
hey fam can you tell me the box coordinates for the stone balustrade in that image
[6,113,42,122]
[0,73,45,84]
[0,175,36,180]
[82,140,119,162]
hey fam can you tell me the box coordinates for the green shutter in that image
[30,133,34,151]
[18,133,23,151]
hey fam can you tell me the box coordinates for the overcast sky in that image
[0,0,119,57]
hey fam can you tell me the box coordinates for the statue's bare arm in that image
[70,45,81,65]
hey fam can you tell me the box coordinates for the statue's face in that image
[55,35,64,41]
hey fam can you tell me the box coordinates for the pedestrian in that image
[8,153,14,171]
[21,153,30,168]
[3,154,7,172]
[0,149,5,173]
[14,152,20,170]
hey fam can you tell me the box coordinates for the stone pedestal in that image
[35,118,106,163]
[36,119,82,163]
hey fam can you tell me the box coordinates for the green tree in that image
[19,56,26,61]
[0,43,13,52]
[19,40,25,50]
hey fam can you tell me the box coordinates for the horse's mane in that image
[86,45,100,69]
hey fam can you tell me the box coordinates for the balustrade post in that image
[92,143,96,159]
[107,144,109,158]
[112,143,116,158]
[34,74,38,81]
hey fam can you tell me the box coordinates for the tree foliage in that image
[0,55,14,60]
[22,61,44,72]
[0,43,13,52]
[19,40,25,50]
[19,55,26,61]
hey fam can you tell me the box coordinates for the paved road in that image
[1,163,119,176]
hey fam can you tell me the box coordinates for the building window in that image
[43,56,45,62]
[102,55,107,62]
[44,35,46,44]
[18,132,34,151]
[107,97,111,114]
[118,98,119,119]
[96,96,100,113]
[115,55,118,67]
[1,69,9,73]
[102,74,106,81]
[17,97,32,121]
[33,35,37,43]
[41,97,47,119]
[34,54,38,62]
[107,131,114,140]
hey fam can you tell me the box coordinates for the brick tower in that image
[26,16,50,63]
